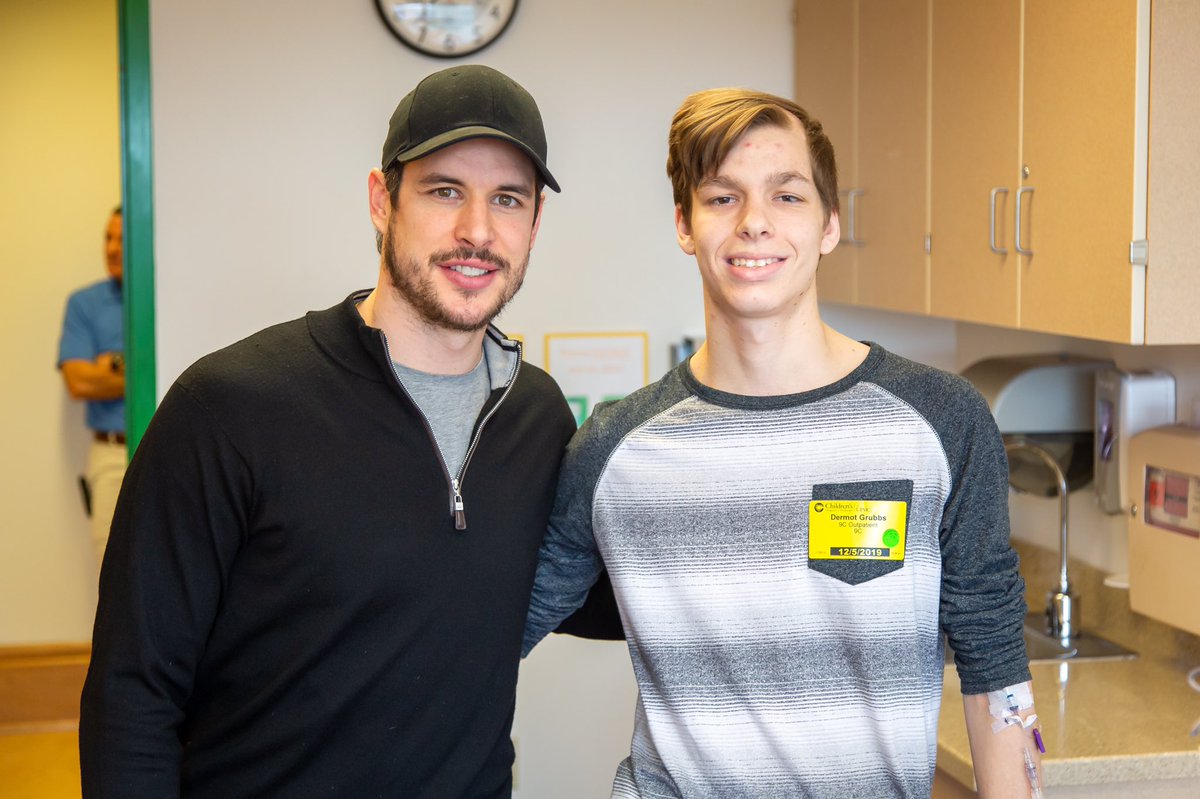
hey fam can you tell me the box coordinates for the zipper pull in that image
[452,478,466,531]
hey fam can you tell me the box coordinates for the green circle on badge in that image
[883,529,900,547]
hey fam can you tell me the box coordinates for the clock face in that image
[375,0,519,58]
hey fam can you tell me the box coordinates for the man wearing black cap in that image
[80,65,575,798]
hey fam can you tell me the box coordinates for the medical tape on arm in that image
[989,682,1046,796]
[986,682,1037,734]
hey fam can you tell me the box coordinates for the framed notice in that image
[545,332,649,426]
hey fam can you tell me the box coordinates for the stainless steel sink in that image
[1020,615,1137,663]
[945,618,1136,664]
[1020,624,1077,662]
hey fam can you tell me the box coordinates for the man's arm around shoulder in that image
[521,413,619,656]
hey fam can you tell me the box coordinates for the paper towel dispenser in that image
[961,355,1114,495]
[1094,369,1176,514]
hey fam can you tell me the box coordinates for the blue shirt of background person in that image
[58,280,124,431]
[58,209,125,433]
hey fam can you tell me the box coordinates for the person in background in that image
[80,65,576,798]
[524,88,1041,798]
[58,206,125,566]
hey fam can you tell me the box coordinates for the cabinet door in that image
[1147,0,1200,344]
[929,0,1021,326]
[1020,0,1140,342]
[795,0,857,305]
[856,0,928,314]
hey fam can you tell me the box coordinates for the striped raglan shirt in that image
[524,343,1030,799]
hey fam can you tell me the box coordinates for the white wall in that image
[0,1,120,645]
[150,0,799,391]
[148,1,794,795]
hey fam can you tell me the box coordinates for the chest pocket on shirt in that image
[807,479,914,586]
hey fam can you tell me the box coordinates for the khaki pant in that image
[86,438,127,566]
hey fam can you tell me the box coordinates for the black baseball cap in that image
[381,65,560,193]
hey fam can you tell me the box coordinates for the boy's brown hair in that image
[667,89,839,225]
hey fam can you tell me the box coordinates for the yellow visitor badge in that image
[808,500,908,561]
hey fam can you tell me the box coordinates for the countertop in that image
[938,656,1200,789]
[937,541,1200,792]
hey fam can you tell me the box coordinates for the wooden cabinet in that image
[794,0,856,304]
[856,0,928,313]
[931,0,1142,341]
[795,0,928,315]
[1018,0,1142,341]
[801,0,1200,345]
[1141,0,1200,344]
[928,0,1021,328]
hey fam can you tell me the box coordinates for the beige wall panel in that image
[856,0,929,314]
[0,0,120,644]
[1020,0,1138,341]
[929,0,1021,326]
[1146,0,1200,344]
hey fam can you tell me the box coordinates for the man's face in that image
[380,138,541,333]
[675,120,839,325]
[105,212,123,282]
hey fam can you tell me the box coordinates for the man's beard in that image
[382,225,528,333]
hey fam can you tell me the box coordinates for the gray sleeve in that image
[521,414,608,656]
[936,382,1031,694]
[521,371,694,656]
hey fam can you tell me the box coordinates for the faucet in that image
[1004,439,1077,642]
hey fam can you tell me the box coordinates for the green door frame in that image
[118,0,155,454]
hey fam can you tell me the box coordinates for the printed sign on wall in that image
[545,332,649,426]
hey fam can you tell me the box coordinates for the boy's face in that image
[675,119,839,326]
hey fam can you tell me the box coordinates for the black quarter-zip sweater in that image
[80,291,576,798]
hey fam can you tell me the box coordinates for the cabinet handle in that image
[842,188,864,245]
[1015,187,1034,256]
[989,188,1009,254]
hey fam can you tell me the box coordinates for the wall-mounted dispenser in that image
[1127,424,1200,636]
[961,354,1114,496]
[1094,369,1176,514]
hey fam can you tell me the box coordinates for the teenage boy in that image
[524,88,1040,798]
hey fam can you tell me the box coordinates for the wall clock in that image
[375,1,519,58]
